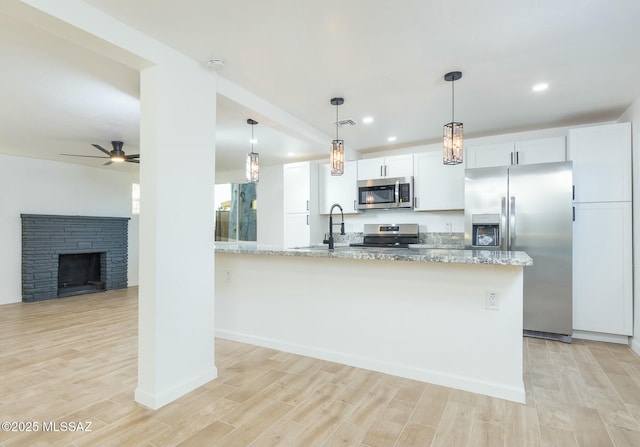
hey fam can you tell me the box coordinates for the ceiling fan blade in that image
[92,144,112,156]
[103,160,114,166]
[60,153,110,159]
[125,159,140,164]
[125,154,140,159]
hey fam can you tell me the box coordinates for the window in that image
[132,183,140,215]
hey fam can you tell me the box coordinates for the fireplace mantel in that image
[21,214,129,302]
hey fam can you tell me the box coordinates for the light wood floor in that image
[2,288,640,446]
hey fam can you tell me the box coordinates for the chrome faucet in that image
[323,203,345,250]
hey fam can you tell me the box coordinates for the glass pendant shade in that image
[246,151,259,183]
[330,139,344,176]
[443,71,463,165]
[245,118,259,183]
[330,97,345,176]
[443,121,463,165]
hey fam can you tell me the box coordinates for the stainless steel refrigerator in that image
[464,161,573,342]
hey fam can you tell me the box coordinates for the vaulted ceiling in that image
[1,0,639,174]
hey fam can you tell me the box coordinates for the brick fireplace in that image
[21,214,129,302]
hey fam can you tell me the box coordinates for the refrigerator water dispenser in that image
[471,214,501,248]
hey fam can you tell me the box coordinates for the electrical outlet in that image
[225,270,232,283]
[486,291,499,310]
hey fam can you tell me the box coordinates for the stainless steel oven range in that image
[349,223,419,248]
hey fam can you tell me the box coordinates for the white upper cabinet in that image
[357,154,413,180]
[514,137,566,165]
[283,161,311,213]
[465,137,566,169]
[413,151,465,211]
[569,122,632,203]
[318,161,359,214]
[465,142,515,169]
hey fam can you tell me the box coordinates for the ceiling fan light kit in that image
[61,140,140,166]
[106,141,126,162]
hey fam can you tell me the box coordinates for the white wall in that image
[0,153,139,305]
[618,95,640,353]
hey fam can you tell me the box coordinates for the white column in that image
[135,61,217,409]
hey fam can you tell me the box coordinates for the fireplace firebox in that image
[58,252,105,297]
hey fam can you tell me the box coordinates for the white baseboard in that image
[631,338,640,356]
[135,366,218,410]
[215,329,525,404]
[572,330,630,345]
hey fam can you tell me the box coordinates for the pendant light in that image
[246,118,259,183]
[330,97,345,176]
[443,71,463,165]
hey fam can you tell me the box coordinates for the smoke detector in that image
[206,58,225,69]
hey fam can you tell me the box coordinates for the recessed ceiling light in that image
[287,152,295,157]
[250,138,258,144]
[362,116,374,124]
[387,136,397,142]
[532,83,548,92]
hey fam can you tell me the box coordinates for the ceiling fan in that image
[61,141,140,165]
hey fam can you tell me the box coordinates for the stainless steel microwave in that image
[357,177,414,210]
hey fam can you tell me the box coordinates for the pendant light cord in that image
[335,104,339,140]
[451,79,455,124]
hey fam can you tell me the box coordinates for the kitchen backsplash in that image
[420,232,464,247]
[330,231,464,248]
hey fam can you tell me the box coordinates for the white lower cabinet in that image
[573,201,632,335]
[283,161,319,248]
[283,213,310,248]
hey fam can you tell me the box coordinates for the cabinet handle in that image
[516,151,520,164]
[353,199,357,211]
[306,200,309,211]
[572,185,575,200]
[384,165,388,177]
[414,197,418,209]
[510,152,514,165]
[380,165,383,177]
[572,207,575,222]
[306,215,309,225]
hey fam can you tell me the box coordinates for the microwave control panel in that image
[399,183,411,204]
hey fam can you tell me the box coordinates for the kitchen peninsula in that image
[214,244,532,403]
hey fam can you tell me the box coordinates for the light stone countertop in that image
[215,242,533,266]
